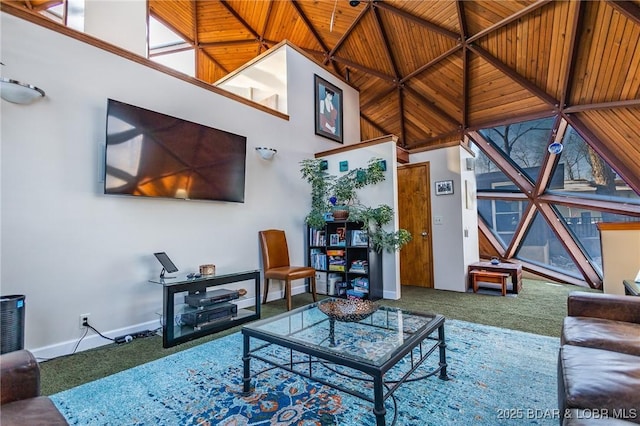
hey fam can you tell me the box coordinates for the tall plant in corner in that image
[300,157,411,252]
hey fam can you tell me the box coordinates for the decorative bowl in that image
[318,299,378,322]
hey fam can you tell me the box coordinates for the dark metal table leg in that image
[242,333,252,394]
[373,374,386,425]
[438,323,449,380]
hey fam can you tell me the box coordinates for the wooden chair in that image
[259,229,317,311]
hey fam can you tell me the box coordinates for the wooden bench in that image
[469,270,511,296]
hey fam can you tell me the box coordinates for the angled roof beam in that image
[478,219,506,258]
[608,0,640,26]
[331,55,396,82]
[325,2,371,64]
[405,129,464,150]
[504,199,537,259]
[534,202,602,288]
[562,113,640,196]
[466,0,553,44]
[517,260,590,287]
[289,0,330,54]
[373,1,460,41]
[400,45,462,82]
[533,115,566,197]
[403,85,460,127]
[456,0,468,41]
[360,112,391,136]
[219,1,270,51]
[469,44,559,108]
[360,84,398,111]
[372,4,401,80]
[467,130,535,195]
[563,98,640,113]
[559,0,584,110]
[539,194,640,216]
[398,87,406,147]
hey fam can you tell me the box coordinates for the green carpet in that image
[51,319,559,425]
[41,279,595,396]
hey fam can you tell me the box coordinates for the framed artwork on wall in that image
[435,180,454,195]
[314,74,343,143]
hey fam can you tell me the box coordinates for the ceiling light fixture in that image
[0,78,46,104]
[547,142,563,155]
[349,0,361,6]
[255,147,277,160]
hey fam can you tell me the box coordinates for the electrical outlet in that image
[79,313,90,328]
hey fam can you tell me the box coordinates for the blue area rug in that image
[51,319,560,425]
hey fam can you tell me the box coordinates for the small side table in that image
[468,261,523,294]
[623,280,640,296]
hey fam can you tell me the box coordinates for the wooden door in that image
[398,163,433,287]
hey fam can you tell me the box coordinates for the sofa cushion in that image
[0,396,68,426]
[562,316,640,356]
[558,345,640,424]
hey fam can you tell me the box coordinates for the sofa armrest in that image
[567,291,640,324]
[0,350,40,405]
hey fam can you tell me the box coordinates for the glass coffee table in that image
[241,298,448,426]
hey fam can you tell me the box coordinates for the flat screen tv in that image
[104,99,246,202]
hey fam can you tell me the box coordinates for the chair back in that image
[259,229,291,270]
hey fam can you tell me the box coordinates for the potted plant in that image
[300,158,411,252]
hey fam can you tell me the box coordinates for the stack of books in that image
[310,248,327,270]
[348,260,368,274]
[351,277,369,294]
[309,228,326,246]
[327,249,346,271]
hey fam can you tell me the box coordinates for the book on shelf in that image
[309,228,326,246]
[346,289,367,299]
[310,248,327,270]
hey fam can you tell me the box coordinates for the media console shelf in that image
[149,270,260,348]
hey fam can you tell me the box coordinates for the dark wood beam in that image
[325,2,371,64]
[331,55,395,82]
[467,130,535,195]
[372,4,400,80]
[563,113,640,196]
[404,129,463,150]
[461,45,468,131]
[373,1,460,41]
[398,87,406,147]
[456,0,468,41]
[533,116,566,197]
[504,200,537,259]
[534,202,602,288]
[469,44,559,108]
[466,111,557,133]
[559,0,584,110]
[258,0,274,55]
[403,85,460,127]
[539,194,640,217]
[517,260,591,287]
[564,98,640,113]
[360,112,391,138]
[360,84,397,111]
[478,219,506,257]
[290,0,330,54]
[608,0,640,26]
[400,45,462,82]
[220,1,270,51]
[466,0,553,44]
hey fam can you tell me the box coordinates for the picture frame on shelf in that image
[351,230,368,246]
[329,233,339,246]
[314,74,343,143]
[435,180,454,195]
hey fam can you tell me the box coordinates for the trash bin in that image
[1,295,25,354]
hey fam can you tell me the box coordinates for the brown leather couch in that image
[0,349,68,425]
[558,292,640,425]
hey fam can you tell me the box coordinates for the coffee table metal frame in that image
[241,300,448,426]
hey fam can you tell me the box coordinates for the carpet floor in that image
[51,319,560,425]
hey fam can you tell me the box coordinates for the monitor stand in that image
[160,268,176,279]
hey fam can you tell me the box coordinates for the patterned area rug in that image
[51,319,559,425]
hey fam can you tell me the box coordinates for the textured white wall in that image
[410,146,479,292]
[0,12,359,357]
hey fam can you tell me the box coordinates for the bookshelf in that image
[307,221,382,300]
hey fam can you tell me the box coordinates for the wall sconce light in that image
[1,78,46,104]
[255,147,277,160]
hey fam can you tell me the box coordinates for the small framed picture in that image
[329,233,339,246]
[351,230,368,246]
[435,180,454,195]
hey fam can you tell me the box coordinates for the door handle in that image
[421,231,428,237]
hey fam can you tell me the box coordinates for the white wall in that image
[0,12,359,358]
[318,141,400,299]
[410,146,479,292]
[84,0,147,57]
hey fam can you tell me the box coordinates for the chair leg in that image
[310,275,317,302]
[286,280,292,311]
[263,277,269,304]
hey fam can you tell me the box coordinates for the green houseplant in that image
[299,158,411,252]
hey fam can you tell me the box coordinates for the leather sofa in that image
[0,349,68,425]
[558,291,640,425]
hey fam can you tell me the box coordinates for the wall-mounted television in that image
[104,99,246,202]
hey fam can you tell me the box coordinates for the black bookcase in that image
[306,221,382,300]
